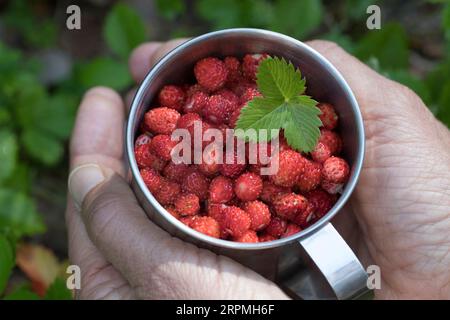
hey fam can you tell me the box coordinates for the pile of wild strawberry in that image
[134,54,350,243]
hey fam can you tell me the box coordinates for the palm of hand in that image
[334,61,450,299]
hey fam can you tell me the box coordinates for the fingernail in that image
[68,164,106,208]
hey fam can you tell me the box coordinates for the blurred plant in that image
[0,0,147,299]
[158,0,449,127]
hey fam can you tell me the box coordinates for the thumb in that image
[68,164,289,299]
[68,163,168,285]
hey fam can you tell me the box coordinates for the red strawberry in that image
[242,200,271,231]
[183,91,208,114]
[273,193,308,221]
[190,216,221,238]
[318,102,338,130]
[177,112,202,131]
[319,129,342,155]
[149,134,178,161]
[140,167,161,193]
[220,150,247,178]
[242,53,269,81]
[158,85,185,111]
[311,142,332,163]
[194,57,228,91]
[186,84,206,97]
[322,156,350,184]
[296,160,322,192]
[305,189,336,219]
[228,105,243,128]
[265,216,287,238]
[269,149,305,187]
[203,94,233,125]
[134,143,166,171]
[198,144,222,176]
[174,193,200,216]
[259,181,290,203]
[224,56,241,84]
[221,206,251,238]
[154,178,180,205]
[258,233,277,242]
[281,223,302,238]
[181,170,210,200]
[135,133,151,147]
[240,87,262,105]
[234,172,263,201]
[321,179,344,195]
[293,202,316,228]
[165,206,180,219]
[163,162,190,183]
[180,215,198,226]
[234,230,259,243]
[217,89,240,112]
[207,202,227,221]
[209,176,234,204]
[144,107,180,135]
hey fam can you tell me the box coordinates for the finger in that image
[129,42,162,83]
[125,87,138,114]
[69,171,288,299]
[129,39,188,83]
[67,87,128,294]
[70,87,126,175]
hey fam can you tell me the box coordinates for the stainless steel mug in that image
[126,28,367,300]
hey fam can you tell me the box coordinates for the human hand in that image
[305,41,450,299]
[65,40,289,300]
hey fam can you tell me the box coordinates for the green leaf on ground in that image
[77,57,132,91]
[156,0,186,20]
[21,129,63,166]
[103,3,148,59]
[354,23,409,70]
[270,0,323,39]
[196,0,242,29]
[3,285,40,300]
[0,130,17,183]
[0,189,45,238]
[44,278,72,300]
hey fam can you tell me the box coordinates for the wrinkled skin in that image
[66,40,450,300]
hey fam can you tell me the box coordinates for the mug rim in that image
[126,28,365,250]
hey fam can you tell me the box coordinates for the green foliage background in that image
[0,0,448,299]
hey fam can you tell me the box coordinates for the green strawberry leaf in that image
[235,97,288,141]
[257,56,306,101]
[103,3,148,59]
[235,56,321,152]
[282,95,322,152]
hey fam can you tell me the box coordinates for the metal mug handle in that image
[278,223,369,300]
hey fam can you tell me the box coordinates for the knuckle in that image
[309,39,344,54]
[391,81,422,106]
[82,183,121,241]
